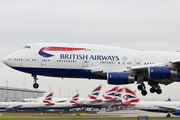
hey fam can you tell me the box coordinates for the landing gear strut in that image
[32,74,39,89]
[137,83,147,96]
[166,113,171,117]
[148,81,162,95]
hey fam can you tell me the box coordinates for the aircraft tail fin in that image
[43,93,54,105]
[122,87,140,106]
[88,84,102,100]
[114,87,124,102]
[103,86,119,100]
[70,93,80,105]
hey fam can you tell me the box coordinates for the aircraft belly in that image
[11,67,107,79]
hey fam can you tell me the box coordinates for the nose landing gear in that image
[32,74,39,89]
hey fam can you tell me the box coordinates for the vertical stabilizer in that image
[43,93,54,105]
[122,87,140,106]
[88,84,102,100]
[103,86,119,100]
[70,93,80,105]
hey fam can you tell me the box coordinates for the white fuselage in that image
[3,43,180,80]
[127,100,180,112]
[0,101,51,110]
[24,97,117,109]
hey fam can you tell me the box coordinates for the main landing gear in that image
[32,74,39,89]
[148,81,162,94]
[137,83,147,96]
[167,113,171,117]
[137,81,162,96]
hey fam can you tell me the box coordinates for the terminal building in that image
[0,86,46,102]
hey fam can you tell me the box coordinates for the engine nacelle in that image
[173,110,180,115]
[148,67,177,79]
[107,72,134,85]
[6,108,14,111]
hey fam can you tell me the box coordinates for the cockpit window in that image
[23,46,31,49]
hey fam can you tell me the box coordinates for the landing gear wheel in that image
[138,85,143,90]
[156,89,162,94]
[166,114,171,117]
[141,90,147,96]
[150,88,155,93]
[33,83,39,89]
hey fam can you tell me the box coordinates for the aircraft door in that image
[81,100,88,105]
[66,44,73,54]
[40,57,47,66]
[135,58,141,66]
[82,60,88,67]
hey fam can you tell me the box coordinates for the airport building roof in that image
[0,86,46,93]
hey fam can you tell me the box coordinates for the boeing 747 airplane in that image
[3,43,180,96]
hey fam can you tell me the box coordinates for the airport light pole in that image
[23,83,26,99]
[5,81,9,101]
[49,86,51,93]
[68,88,70,98]
[59,87,61,98]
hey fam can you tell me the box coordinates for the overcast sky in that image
[1,0,180,100]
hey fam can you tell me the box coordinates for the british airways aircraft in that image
[3,43,180,96]
[0,93,54,111]
[122,87,180,117]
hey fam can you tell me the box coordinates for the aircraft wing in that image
[103,99,116,103]
[88,99,102,104]
[55,100,67,103]
[91,61,180,85]
[156,105,180,111]
[8,105,23,109]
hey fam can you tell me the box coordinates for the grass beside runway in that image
[0,113,179,120]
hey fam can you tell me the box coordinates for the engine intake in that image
[107,72,134,85]
[148,67,177,79]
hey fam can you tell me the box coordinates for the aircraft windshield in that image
[23,46,31,49]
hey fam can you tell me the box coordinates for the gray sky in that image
[1,0,180,100]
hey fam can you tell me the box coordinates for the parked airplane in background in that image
[82,86,123,111]
[122,87,180,117]
[46,93,81,110]
[24,84,103,103]
[36,85,103,110]
[0,93,54,111]
[3,43,180,96]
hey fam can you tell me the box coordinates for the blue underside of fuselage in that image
[11,67,180,82]
[140,109,168,113]
[11,67,107,80]
[46,105,104,109]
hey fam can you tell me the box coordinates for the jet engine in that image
[148,67,177,79]
[107,72,134,85]
[6,108,14,111]
[172,110,180,115]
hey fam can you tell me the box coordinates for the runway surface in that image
[98,110,178,118]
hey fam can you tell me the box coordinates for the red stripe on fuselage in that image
[39,47,86,52]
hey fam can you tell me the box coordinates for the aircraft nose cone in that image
[2,56,9,66]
